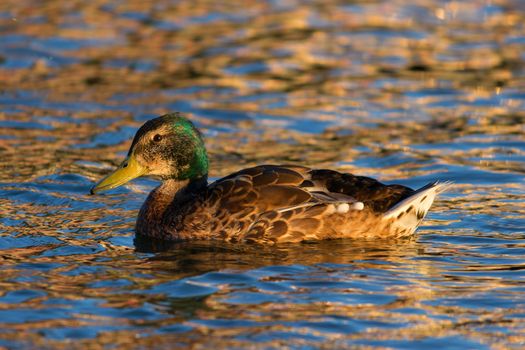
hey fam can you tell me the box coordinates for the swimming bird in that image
[90,113,450,243]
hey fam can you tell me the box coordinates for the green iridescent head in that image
[91,113,208,194]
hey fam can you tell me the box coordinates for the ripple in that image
[0,0,524,348]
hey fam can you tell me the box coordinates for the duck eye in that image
[153,134,162,142]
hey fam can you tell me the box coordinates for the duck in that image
[90,113,451,244]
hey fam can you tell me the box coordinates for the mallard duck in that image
[91,113,450,243]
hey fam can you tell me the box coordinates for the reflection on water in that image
[0,0,524,348]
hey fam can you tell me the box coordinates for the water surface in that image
[0,0,524,348]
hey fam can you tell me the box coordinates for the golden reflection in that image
[0,0,524,348]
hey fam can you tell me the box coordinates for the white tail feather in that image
[383,181,452,236]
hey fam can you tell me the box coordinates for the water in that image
[0,0,524,348]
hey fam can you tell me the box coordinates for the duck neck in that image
[136,176,207,238]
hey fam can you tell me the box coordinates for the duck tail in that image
[382,181,452,236]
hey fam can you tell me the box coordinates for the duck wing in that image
[306,169,415,213]
[203,165,314,240]
[207,165,312,214]
[205,165,418,242]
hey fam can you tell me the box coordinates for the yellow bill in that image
[90,155,146,194]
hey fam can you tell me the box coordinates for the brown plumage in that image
[91,113,451,243]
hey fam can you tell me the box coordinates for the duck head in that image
[90,113,208,194]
